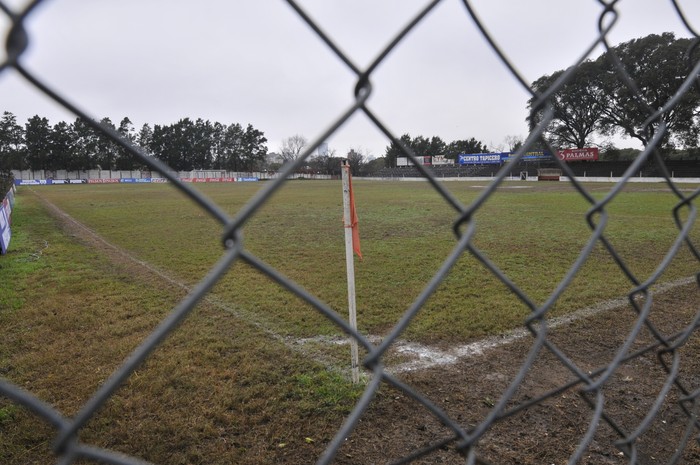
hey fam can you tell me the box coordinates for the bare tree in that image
[279,134,308,162]
[504,135,523,152]
[347,147,373,176]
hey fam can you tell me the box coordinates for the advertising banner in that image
[0,202,10,254]
[431,155,454,165]
[3,197,11,221]
[18,178,123,184]
[522,150,553,160]
[504,150,554,162]
[180,177,236,183]
[395,156,432,167]
[458,153,507,165]
[556,147,599,161]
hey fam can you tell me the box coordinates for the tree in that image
[429,136,447,157]
[364,157,385,176]
[136,123,153,153]
[346,149,365,176]
[528,60,607,148]
[24,115,52,170]
[308,154,343,176]
[0,111,26,171]
[49,121,74,170]
[149,118,211,171]
[405,135,446,159]
[444,138,488,159]
[217,123,268,171]
[385,134,487,166]
[94,117,119,170]
[597,32,700,149]
[240,123,268,171]
[528,32,700,151]
[408,136,426,159]
[71,117,99,170]
[279,134,308,162]
[190,118,215,169]
[347,147,376,176]
[503,135,523,152]
[384,134,412,167]
[116,117,137,170]
[150,119,194,171]
[265,152,283,172]
[150,124,175,169]
[11,114,268,173]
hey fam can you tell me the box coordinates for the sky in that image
[1,0,699,159]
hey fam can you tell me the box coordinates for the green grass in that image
[22,180,700,342]
[1,179,698,464]
[0,191,362,464]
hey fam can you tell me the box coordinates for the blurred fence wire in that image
[1,0,700,464]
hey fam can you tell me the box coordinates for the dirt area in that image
[336,282,700,464]
[28,191,700,464]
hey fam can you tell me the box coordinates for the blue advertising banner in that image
[15,179,88,185]
[522,150,554,160]
[0,199,10,254]
[458,153,508,165]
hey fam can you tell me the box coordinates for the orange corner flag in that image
[348,169,362,260]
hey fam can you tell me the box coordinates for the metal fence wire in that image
[2,1,700,464]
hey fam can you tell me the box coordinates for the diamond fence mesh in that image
[1,1,700,464]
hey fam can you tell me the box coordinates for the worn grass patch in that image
[0,193,363,464]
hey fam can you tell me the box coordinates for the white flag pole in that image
[341,160,360,384]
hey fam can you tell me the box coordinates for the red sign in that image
[556,148,599,161]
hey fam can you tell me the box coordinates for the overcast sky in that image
[1,1,699,158]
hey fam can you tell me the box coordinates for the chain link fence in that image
[1,1,700,464]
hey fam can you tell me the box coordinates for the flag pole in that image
[341,159,360,384]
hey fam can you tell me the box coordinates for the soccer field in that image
[21,180,700,344]
[3,179,700,464]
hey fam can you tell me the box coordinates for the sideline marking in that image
[386,276,695,373]
[291,275,696,374]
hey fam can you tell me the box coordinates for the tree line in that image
[528,32,700,152]
[383,134,489,167]
[0,113,268,173]
[382,33,700,168]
